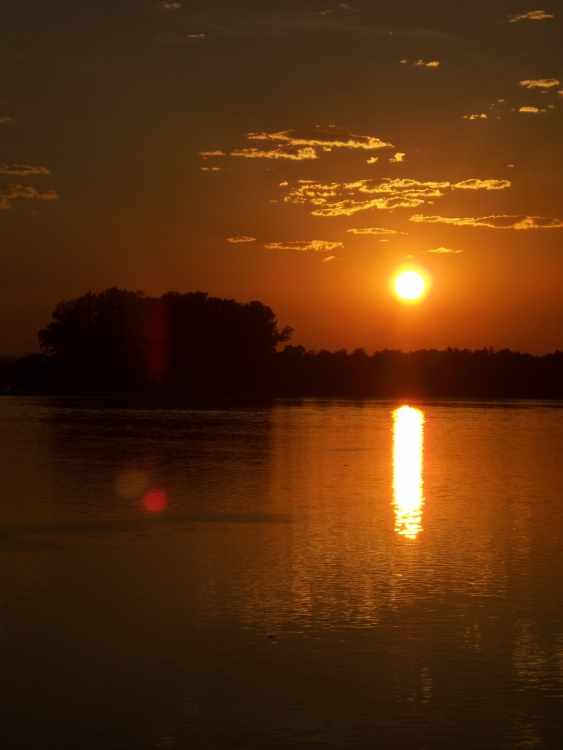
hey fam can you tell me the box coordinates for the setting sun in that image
[394,271,425,301]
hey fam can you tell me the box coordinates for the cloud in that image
[0,161,51,176]
[246,125,393,151]
[0,183,58,209]
[519,106,539,113]
[263,240,344,252]
[322,255,337,262]
[389,152,406,163]
[161,1,182,8]
[200,167,222,171]
[366,156,379,164]
[187,34,205,38]
[425,247,464,253]
[402,60,440,67]
[347,227,402,235]
[227,236,256,243]
[199,151,225,157]
[520,78,560,89]
[463,114,487,120]
[318,3,359,15]
[454,179,511,190]
[231,146,318,160]
[0,117,14,124]
[410,214,563,229]
[282,176,511,217]
[509,10,554,22]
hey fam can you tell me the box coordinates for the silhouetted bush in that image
[10,288,563,398]
[12,288,292,393]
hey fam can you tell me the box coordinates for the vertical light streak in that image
[393,406,425,538]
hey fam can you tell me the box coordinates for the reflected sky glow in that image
[393,406,425,539]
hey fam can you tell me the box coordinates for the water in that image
[1,396,563,749]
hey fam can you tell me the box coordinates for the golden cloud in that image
[347,227,402,235]
[463,114,487,120]
[454,179,511,190]
[322,256,337,262]
[0,183,58,209]
[161,1,182,8]
[247,125,393,151]
[520,78,560,89]
[0,161,51,176]
[282,177,510,217]
[410,214,563,229]
[199,151,225,157]
[509,10,554,22]
[227,236,256,243]
[402,60,440,67]
[366,156,379,164]
[231,146,318,160]
[519,106,539,113]
[413,60,440,67]
[389,152,406,163]
[263,240,344,252]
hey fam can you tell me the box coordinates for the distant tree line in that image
[8,287,563,398]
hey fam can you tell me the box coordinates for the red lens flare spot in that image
[143,489,168,513]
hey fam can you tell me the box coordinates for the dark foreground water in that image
[1,396,563,749]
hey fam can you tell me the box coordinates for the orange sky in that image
[1,0,562,355]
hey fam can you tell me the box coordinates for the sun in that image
[394,271,425,301]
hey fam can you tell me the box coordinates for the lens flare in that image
[143,489,169,513]
[394,271,425,300]
[392,406,425,538]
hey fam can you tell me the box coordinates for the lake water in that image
[1,396,563,749]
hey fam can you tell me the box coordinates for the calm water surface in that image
[1,396,563,749]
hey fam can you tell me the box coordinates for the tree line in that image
[7,287,563,398]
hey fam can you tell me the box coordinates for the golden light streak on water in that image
[393,405,425,538]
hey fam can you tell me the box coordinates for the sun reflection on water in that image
[393,406,425,539]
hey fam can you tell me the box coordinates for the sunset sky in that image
[1,0,562,355]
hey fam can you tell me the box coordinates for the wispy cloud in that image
[519,106,540,113]
[227,236,256,243]
[263,240,343,252]
[410,214,563,229]
[463,114,487,120]
[0,117,14,124]
[520,78,560,89]
[187,33,205,39]
[246,126,393,151]
[401,60,440,67]
[454,179,511,190]
[201,167,222,171]
[347,227,404,235]
[161,1,182,9]
[0,183,58,209]
[389,152,406,163]
[232,146,318,160]
[322,255,338,262]
[509,10,554,22]
[425,246,464,253]
[366,156,379,164]
[200,151,225,157]
[0,161,51,176]
[318,3,359,16]
[282,177,511,217]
